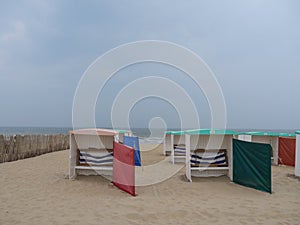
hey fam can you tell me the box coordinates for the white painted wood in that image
[191,167,229,171]
[69,134,78,180]
[118,133,124,143]
[228,137,233,181]
[238,135,252,142]
[185,134,192,182]
[171,134,174,164]
[75,166,113,171]
[163,134,172,156]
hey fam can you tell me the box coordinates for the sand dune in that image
[0,144,299,225]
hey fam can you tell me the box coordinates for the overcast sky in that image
[0,0,299,130]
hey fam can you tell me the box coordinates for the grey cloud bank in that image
[0,0,299,129]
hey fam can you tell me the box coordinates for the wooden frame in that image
[185,134,233,182]
[69,129,117,179]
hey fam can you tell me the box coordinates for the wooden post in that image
[0,135,4,163]
[69,134,77,179]
[185,134,191,182]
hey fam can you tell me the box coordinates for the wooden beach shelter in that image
[238,131,296,166]
[185,129,237,181]
[69,128,118,179]
[295,131,300,177]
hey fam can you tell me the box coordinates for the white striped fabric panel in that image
[174,145,186,155]
[190,152,227,165]
[79,151,113,166]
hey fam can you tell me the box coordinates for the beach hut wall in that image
[185,130,237,181]
[69,129,118,179]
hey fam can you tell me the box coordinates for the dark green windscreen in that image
[233,139,272,193]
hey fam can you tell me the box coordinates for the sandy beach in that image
[0,143,300,225]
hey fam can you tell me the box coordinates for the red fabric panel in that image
[278,137,296,167]
[112,142,135,196]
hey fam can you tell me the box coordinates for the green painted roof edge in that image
[164,130,185,135]
[165,129,238,135]
[185,129,237,135]
[118,130,130,134]
[171,130,186,135]
[166,130,298,136]
[242,131,296,137]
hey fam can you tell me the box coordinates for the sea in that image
[0,127,297,144]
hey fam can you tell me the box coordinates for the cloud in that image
[0,1,299,128]
[0,21,26,42]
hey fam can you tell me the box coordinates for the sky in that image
[0,0,300,130]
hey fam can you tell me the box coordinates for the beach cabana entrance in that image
[69,129,136,196]
[185,129,236,181]
[69,129,117,179]
[233,139,272,193]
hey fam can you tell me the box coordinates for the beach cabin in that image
[296,131,300,177]
[69,128,118,179]
[185,129,237,182]
[239,132,296,166]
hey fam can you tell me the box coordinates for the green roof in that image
[173,131,186,135]
[165,130,195,135]
[186,129,237,135]
[165,129,237,135]
[165,129,236,135]
[167,130,298,136]
[165,130,185,135]
[118,130,130,134]
[242,131,296,137]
